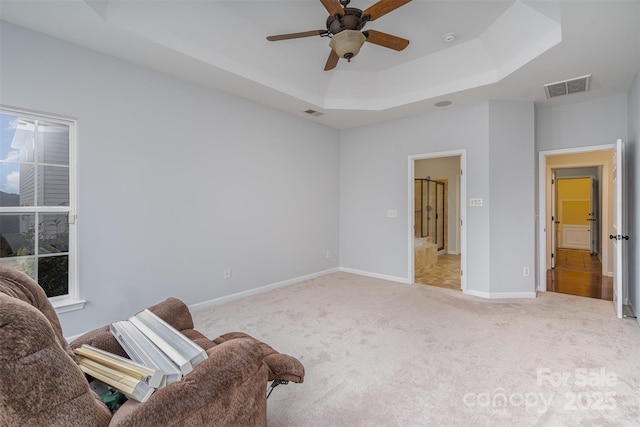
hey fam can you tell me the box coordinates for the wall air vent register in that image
[544,75,591,99]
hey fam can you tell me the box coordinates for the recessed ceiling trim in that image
[324,1,561,111]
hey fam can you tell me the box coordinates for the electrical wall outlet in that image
[386,209,398,218]
[523,267,530,277]
[326,250,331,258]
[223,268,232,279]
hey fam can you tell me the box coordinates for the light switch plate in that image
[469,198,483,207]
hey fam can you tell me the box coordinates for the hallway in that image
[546,249,613,301]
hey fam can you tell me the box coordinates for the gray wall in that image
[0,22,340,335]
[339,101,536,296]
[488,101,536,293]
[628,70,639,322]
[536,94,628,151]
[340,103,489,289]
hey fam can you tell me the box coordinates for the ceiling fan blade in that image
[267,30,327,41]
[364,29,409,51]
[324,50,339,71]
[320,0,344,16]
[363,0,412,21]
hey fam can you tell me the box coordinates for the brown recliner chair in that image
[0,267,304,426]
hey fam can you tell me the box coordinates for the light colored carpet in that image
[191,272,640,426]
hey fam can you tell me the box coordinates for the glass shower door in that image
[414,179,445,251]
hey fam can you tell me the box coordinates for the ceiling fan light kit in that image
[266,0,412,71]
[329,30,366,61]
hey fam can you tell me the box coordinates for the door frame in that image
[408,149,467,292]
[555,177,592,251]
[551,169,557,268]
[612,139,626,318]
[538,144,614,292]
[589,176,599,255]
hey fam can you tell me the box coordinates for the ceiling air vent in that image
[544,75,591,99]
[304,109,323,117]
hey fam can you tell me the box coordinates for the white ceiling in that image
[1,0,639,129]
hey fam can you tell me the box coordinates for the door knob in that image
[610,234,630,240]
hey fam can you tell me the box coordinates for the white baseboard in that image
[464,289,537,299]
[63,268,556,342]
[339,267,411,284]
[338,267,535,298]
[626,301,639,327]
[189,267,340,312]
[65,269,341,342]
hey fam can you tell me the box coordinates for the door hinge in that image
[551,253,554,258]
[552,179,555,184]
[460,270,463,276]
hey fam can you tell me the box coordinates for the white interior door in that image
[611,139,626,319]
[551,170,558,269]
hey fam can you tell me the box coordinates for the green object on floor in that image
[100,389,127,413]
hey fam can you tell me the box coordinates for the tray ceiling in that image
[1,0,639,128]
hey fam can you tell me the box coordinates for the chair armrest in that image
[263,353,305,383]
[214,332,305,383]
[108,338,269,427]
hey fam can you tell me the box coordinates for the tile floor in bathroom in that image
[415,254,461,291]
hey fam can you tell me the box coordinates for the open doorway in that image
[409,151,466,292]
[555,175,599,253]
[539,147,615,301]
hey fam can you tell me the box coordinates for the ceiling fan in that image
[266,0,412,71]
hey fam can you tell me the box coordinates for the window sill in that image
[52,297,86,314]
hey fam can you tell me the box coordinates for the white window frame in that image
[0,106,83,313]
